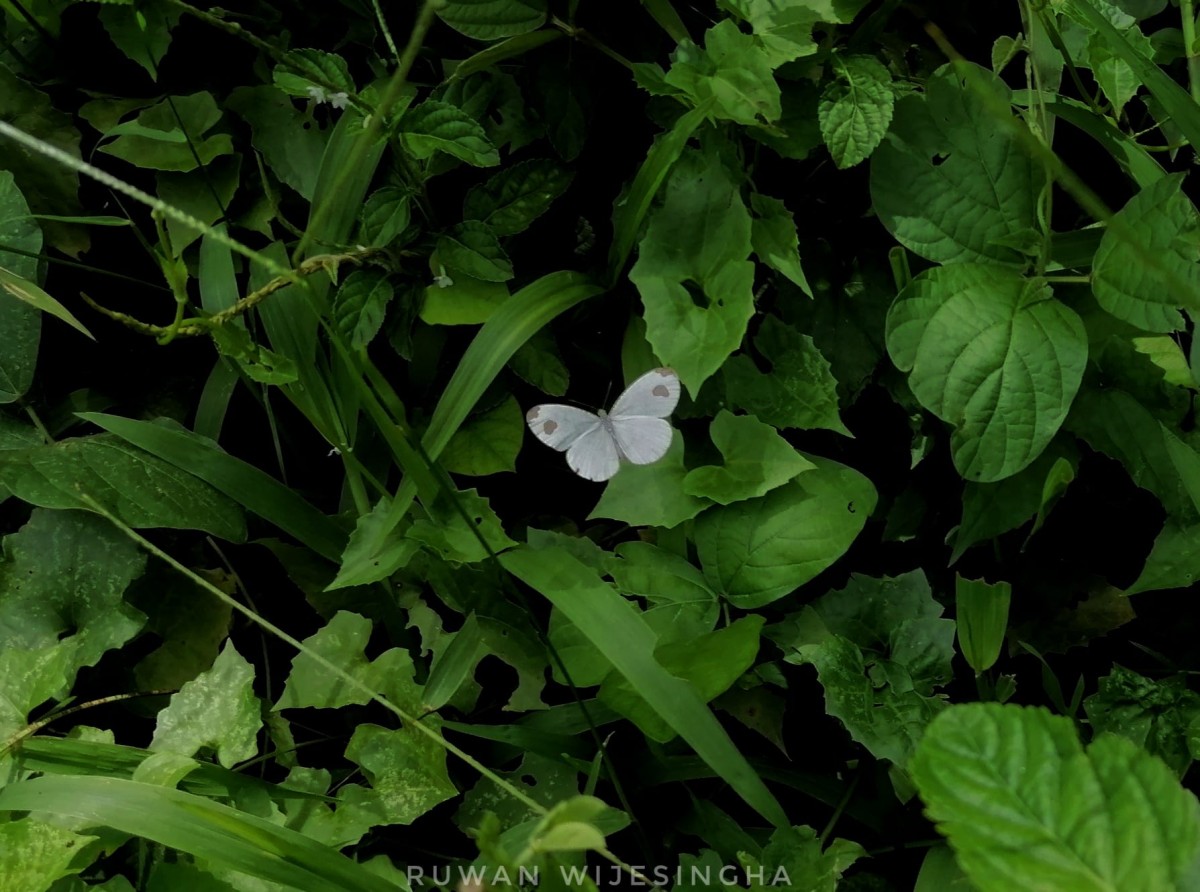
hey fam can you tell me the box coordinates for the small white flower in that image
[305,85,328,103]
[328,92,350,109]
[433,265,454,289]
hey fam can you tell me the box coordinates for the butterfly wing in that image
[610,368,681,419]
[526,404,603,452]
[610,416,673,465]
[566,425,622,481]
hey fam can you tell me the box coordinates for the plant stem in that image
[1183,0,1200,102]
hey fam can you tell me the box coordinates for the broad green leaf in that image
[226,86,328,200]
[695,454,876,608]
[1091,174,1200,332]
[870,63,1045,264]
[719,0,860,66]
[437,221,513,281]
[400,100,500,167]
[725,315,849,434]
[407,488,516,563]
[437,0,547,40]
[0,643,74,739]
[914,845,972,892]
[588,437,710,529]
[0,64,87,255]
[463,158,573,235]
[1128,520,1200,594]
[1084,665,1200,776]
[421,276,510,324]
[78,413,346,561]
[631,146,755,396]
[155,154,241,255]
[359,186,412,248]
[1133,336,1196,389]
[509,331,568,395]
[0,776,400,892]
[0,507,146,673]
[0,819,93,890]
[911,703,1200,892]
[740,825,866,892]
[210,320,300,385]
[0,171,42,403]
[133,570,233,691]
[343,722,458,826]
[665,20,781,125]
[441,395,522,476]
[887,264,1087,482]
[501,545,788,827]
[273,48,355,99]
[819,54,894,168]
[99,92,233,171]
[98,0,181,80]
[600,616,764,742]
[150,641,261,769]
[1085,23,1153,116]
[333,269,393,349]
[781,570,955,767]
[278,611,421,711]
[749,193,812,296]
[0,434,246,539]
[956,576,1011,673]
[683,410,815,505]
[610,541,720,646]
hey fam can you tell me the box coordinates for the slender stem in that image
[3,690,174,756]
[1183,0,1200,102]
[371,0,402,62]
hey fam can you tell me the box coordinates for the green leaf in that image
[1085,23,1154,116]
[421,275,510,324]
[725,315,849,434]
[133,570,232,691]
[437,221,514,282]
[150,641,261,769]
[400,100,501,167]
[0,171,42,403]
[509,331,568,395]
[463,158,573,235]
[819,54,894,168]
[0,433,247,540]
[911,703,1200,892]
[227,86,328,200]
[955,576,1011,674]
[98,92,233,171]
[717,0,830,65]
[887,264,1087,482]
[600,616,764,742]
[588,437,710,529]
[695,454,876,608]
[740,825,866,892]
[277,611,421,711]
[631,146,755,396]
[0,507,146,676]
[782,570,955,768]
[440,395,523,476]
[98,0,181,80]
[870,63,1045,264]
[0,819,94,890]
[436,0,547,40]
[0,642,75,739]
[610,541,720,646]
[333,269,393,349]
[683,410,815,505]
[664,20,782,125]
[155,154,241,255]
[749,193,812,296]
[1091,174,1200,332]
[1128,520,1200,594]
[273,48,355,99]
[359,186,412,248]
[342,722,458,825]
[1133,336,1197,389]
[1085,665,1200,776]
[501,545,788,828]
[407,488,516,563]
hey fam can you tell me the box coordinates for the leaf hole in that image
[683,280,710,309]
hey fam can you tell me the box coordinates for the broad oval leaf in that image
[887,264,1087,482]
[870,62,1045,265]
[0,171,41,404]
[400,100,501,167]
[437,220,513,282]
[437,0,547,40]
[333,268,394,349]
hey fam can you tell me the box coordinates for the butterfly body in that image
[526,368,681,481]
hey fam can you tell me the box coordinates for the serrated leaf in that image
[273,48,355,99]
[400,100,500,167]
[911,703,1200,892]
[440,395,522,476]
[359,186,412,248]
[0,433,247,540]
[631,147,755,396]
[749,193,812,295]
[1092,174,1200,332]
[695,455,876,607]
[333,269,393,349]
[407,488,516,563]
[664,20,782,125]
[150,641,261,768]
[819,54,894,168]
[683,410,815,505]
[463,158,573,235]
[870,62,1045,264]
[741,825,866,892]
[437,0,547,40]
[437,221,513,282]
[1084,664,1200,776]
[887,264,1087,482]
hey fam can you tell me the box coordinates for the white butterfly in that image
[526,368,681,481]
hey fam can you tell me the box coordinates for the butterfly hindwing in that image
[610,368,681,420]
[566,425,622,481]
[526,404,602,452]
[610,416,673,465]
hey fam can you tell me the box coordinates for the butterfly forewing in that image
[610,368,681,420]
[610,416,673,465]
[526,404,602,452]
